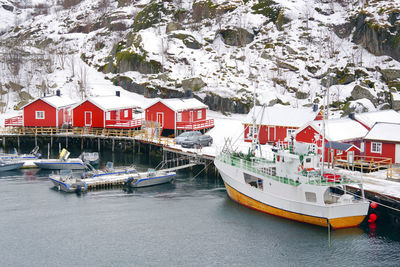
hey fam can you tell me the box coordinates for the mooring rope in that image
[189,159,215,181]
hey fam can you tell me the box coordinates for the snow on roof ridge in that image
[364,122,400,142]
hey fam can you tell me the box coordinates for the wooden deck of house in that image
[333,154,392,173]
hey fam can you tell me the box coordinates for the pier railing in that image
[0,126,177,147]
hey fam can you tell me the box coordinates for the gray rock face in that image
[2,4,13,12]
[295,91,309,100]
[170,33,202,49]
[166,22,183,33]
[336,12,400,62]
[182,77,206,92]
[351,85,376,104]
[276,59,299,72]
[217,28,254,47]
[380,69,400,82]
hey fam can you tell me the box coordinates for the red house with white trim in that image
[6,91,75,127]
[243,105,323,144]
[363,122,400,164]
[295,118,368,163]
[72,91,143,129]
[145,98,214,134]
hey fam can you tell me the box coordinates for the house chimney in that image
[56,89,61,97]
[116,91,120,97]
[44,92,46,97]
[349,113,355,120]
[312,104,318,112]
[185,90,192,98]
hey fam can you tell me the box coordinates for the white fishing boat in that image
[124,168,176,188]
[214,139,370,229]
[0,159,24,171]
[34,149,86,170]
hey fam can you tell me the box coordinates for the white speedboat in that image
[49,170,87,193]
[214,142,370,229]
[0,159,24,171]
[0,146,42,168]
[34,149,85,170]
[124,169,176,188]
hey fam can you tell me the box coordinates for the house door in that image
[395,144,400,164]
[156,112,164,128]
[347,151,354,164]
[269,126,275,143]
[85,111,92,126]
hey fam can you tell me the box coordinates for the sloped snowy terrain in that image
[0,0,399,117]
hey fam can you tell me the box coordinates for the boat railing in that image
[218,153,300,186]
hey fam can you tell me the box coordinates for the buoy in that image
[368,213,377,223]
[370,202,378,209]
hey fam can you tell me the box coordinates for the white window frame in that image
[371,142,382,154]
[197,110,202,119]
[106,112,111,120]
[287,128,296,138]
[336,150,343,155]
[177,113,182,122]
[124,110,128,118]
[36,111,45,119]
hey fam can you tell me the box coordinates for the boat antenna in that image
[250,78,258,155]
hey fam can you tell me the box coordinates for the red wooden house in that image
[243,105,323,144]
[72,91,143,129]
[145,98,214,135]
[362,123,400,164]
[5,91,75,127]
[295,118,368,163]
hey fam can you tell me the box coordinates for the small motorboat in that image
[49,170,87,193]
[124,168,176,188]
[0,146,41,161]
[34,148,85,170]
[0,159,24,171]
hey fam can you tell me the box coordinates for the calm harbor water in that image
[0,149,399,266]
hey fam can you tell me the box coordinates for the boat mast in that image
[321,86,329,175]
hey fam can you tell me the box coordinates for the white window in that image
[197,110,202,119]
[124,110,128,118]
[36,111,45,119]
[287,128,296,138]
[336,150,343,155]
[371,142,382,153]
[106,112,111,120]
[177,113,182,122]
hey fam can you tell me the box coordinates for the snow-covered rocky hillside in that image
[0,0,399,116]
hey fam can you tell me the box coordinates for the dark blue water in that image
[0,150,399,266]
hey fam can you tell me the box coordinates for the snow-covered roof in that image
[23,95,75,109]
[146,98,208,112]
[325,141,359,152]
[75,95,142,111]
[244,105,318,127]
[353,110,400,129]
[302,118,368,142]
[364,123,400,142]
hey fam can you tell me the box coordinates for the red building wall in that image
[73,100,104,128]
[364,141,395,161]
[23,99,57,127]
[146,102,175,129]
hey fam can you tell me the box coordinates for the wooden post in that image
[112,138,115,152]
[17,135,20,150]
[51,135,53,148]
[2,136,5,149]
[81,137,84,150]
[47,143,50,159]
[98,137,100,152]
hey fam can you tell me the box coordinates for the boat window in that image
[305,192,317,202]
[244,173,263,190]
